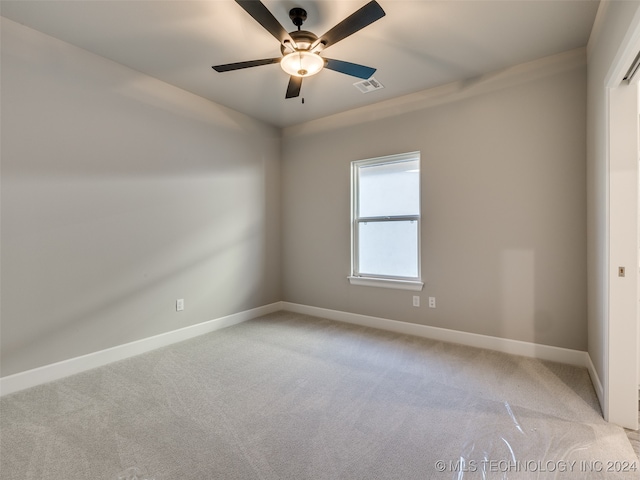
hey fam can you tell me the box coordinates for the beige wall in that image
[282,53,587,351]
[0,18,282,377]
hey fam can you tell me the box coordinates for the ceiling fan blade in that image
[324,58,376,79]
[212,58,280,72]
[235,0,293,45]
[317,1,385,49]
[286,76,303,99]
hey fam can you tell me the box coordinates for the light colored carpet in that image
[624,406,640,460]
[1,311,638,479]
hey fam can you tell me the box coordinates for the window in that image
[349,152,423,291]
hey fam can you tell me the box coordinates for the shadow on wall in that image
[500,247,586,355]
[1,16,282,378]
[500,249,537,344]
[1,169,270,377]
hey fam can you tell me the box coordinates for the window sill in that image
[347,276,424,291]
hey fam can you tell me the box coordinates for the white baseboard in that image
[0,302,282,397]
[282,302,589,368]
[586,353,605,412]
[1,301,592,397]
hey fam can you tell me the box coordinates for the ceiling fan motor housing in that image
[281,30,319,54]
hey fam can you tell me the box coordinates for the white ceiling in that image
[1,0,599,128]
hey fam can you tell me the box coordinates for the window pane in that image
[358,220,418,278]
[358,159,419,217]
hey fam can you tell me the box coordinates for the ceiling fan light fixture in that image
[212,0,386,99]
[280,51,324,77]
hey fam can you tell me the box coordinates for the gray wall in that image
[281,56,587,351]
[1,15,592,379]
[0,18,281,377]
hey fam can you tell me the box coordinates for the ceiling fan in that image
[212,0,386,99]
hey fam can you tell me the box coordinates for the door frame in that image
[604,14,640,429]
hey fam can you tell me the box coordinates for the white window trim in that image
[347,276,424,291]
[349,151,423,291]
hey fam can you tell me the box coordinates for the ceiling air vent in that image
[353,77,384,93]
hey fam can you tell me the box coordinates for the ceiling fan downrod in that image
[289,8,307,30]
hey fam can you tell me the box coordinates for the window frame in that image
[348,152,424,291]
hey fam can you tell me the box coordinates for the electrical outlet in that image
[428,297,436,308]
[176,298,184,311]
[413,296,420,307]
